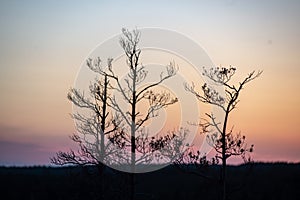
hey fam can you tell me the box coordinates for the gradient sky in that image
[0,0,299,165]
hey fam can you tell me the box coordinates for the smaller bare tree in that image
[50,58,130,200]
[185,66,262,200]
[51,58,125,167]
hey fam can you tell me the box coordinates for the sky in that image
[0,0,299,166]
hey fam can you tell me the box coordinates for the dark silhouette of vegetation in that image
[1,163,300,200]
[50,28,264,200]
[51,57,125,199]
[184,66,262,200]
[100,28,179,172]
[51,28,186,200]
[51,58,122,166]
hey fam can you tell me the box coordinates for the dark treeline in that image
[0,162,300,200]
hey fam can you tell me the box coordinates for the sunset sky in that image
[0,0,299,166]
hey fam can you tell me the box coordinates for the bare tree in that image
[99,28,180,200]
[99,28,179,171]
[50,58,130,200]
[185,66,262,200]
[51,57,125,167]
[52,28,185,200]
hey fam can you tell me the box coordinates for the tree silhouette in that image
[102,28,180,199]
[51,59,123,166]
[52,28,185,200]
[185,66,262,200]
[50,57,129,199]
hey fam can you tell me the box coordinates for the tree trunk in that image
[100,74,108,162]
[100,75,108,199]
[130,72,137,200]
[221,111,229,200]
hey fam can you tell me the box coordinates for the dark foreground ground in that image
[0,163,299,200]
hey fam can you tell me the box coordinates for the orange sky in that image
[0,0,299,165]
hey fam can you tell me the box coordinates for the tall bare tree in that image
[185,66,262,200]
[52,28,184,200]
[100,28,178,172]
[101,28,179,199]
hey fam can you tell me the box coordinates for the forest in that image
[0,162,299,200]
